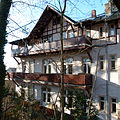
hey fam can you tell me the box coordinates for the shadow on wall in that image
[93,75,120,120]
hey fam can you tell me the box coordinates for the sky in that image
[4,0,108,69]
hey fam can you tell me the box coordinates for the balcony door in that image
[82,58,91,74]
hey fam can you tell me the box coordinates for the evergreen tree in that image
[0,0,12,118]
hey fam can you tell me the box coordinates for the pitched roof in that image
[77,10,120,25]
[10,5,76,45]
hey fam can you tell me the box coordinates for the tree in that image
[59,0,67,120]
[66,88,98,120]
[112,0,120,11]
[0,0,12,118]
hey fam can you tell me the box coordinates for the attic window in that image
[53,17,60,25]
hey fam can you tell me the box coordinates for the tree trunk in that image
[0,0,12,118]
[60,0,67,120]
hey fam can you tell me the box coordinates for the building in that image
[9,2,120,120]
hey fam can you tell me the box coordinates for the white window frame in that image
[111,97,117,113]
[82,57,91,73]
[64,58,73,74]
[43,59,52,74]
[110,55,116,70]
[42,87,51,103]
[64,89,74,108]
[29,60,35,73]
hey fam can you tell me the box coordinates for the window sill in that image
[99,69,105,72]
[110,69,117,72]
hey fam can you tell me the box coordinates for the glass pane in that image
[48,65,51,73]
[99,27,103,37]
[68,30,74,38]
[64,65,66,74]
[48,35,52,42]
[44,65,47,73]
[68,64,72,74]
[111,61,115,69]
[100,61,104,69]
[63,32,67,39]
[65,58,73,63]
[100,102,104,110]
[112,104,116,112]
[112,98,116,102]
[43,93,46,102]
[47,93,51,102]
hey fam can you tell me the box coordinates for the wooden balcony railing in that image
[9,72,92,88]
[11,36,92,56]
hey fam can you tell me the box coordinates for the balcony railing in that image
[9,72,92,88]
[11,36,92,56]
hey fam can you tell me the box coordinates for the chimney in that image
[105,2,112,15]
[91,10,96,18]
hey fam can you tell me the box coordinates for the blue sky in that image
[5,0,108,68]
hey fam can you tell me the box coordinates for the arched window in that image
[43,59,52,74]
[64,58,73,74]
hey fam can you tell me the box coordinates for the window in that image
[99,27,103,37]
[42,87,51,103]
[99,56,104,70]
[63,31,67,39]
[64,90,73,108]
[29,60,35,73]
[43,59,52,73]
[78,28,82,36]
[86,30,91,37]
[22,60,26,72]
[48,35,53,42]
[28,85,34,99]
[110,55,116,70]
[82,58,91,73]
[68,30,74,38]
[99,96,105,110]
[111,98,117,113]
[109,25,116,36]
[42,36,48,43]
[64,58,73,74]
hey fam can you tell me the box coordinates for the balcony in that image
[9,72,92,89]
[11,36,92,57]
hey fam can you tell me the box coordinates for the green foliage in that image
[65,88,98,120]
[0,0,12,118]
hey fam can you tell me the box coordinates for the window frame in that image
[111,97,117,113]
[110,55,116,70]
[99,96,105,111]
[64,58,73,74]
[43,59,52,74]
[67,30,74,38]
[42,87,51,103]
[82,57,91,74]
[99,56,104,70]
[109,24,116,36]
[29,60,35,73]
[64,89,74,108]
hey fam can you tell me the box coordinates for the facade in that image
[9,3,120,120]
